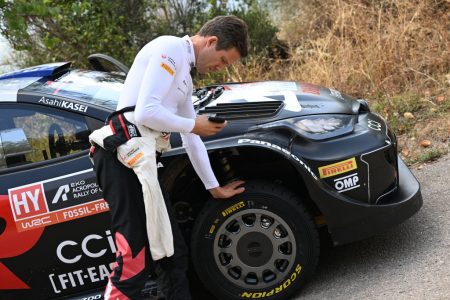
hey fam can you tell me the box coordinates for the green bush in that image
[0,0,280,70]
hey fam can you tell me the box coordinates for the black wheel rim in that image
[213,208,296,289]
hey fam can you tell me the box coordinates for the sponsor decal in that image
[237,139,318,180]
[300,83,320,95]
[208,218,220,235]
[167,57,176,68]
[127,152,144,167]
[161,54,176,69]
[77,294,102,300]
[221,201,245,217]
[329,88,344,100]
[334,173,360,193]
[9,183,48,219]
[119,147,144,167]
[38,96,88,112]
[127,125,139,138]
[301,104,320,109]
[368,119,382,131]
[49,262,114,294]
[50,230,116,293]
[8,169,108,232]
[56,230,116,264]
[318,157,357,179]
[161,62,174,76]
[239,264,302,298]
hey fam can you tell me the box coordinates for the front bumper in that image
[311,156,423,245]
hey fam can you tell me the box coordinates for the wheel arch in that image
[160,144,325,231]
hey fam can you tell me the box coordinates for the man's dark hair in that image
[198,15,249,58]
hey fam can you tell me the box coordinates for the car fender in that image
[160,134,332,208]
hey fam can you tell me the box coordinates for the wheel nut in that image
[261,218,271,228]
[274,227,282,238]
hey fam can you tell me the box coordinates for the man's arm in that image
[178,99,245,199]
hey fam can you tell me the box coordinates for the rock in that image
[420,140,432,147]
[401,148,410,157]
[404,112,414,119]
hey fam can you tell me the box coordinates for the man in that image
[91,15,249,299]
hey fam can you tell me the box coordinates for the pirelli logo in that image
[221,201,245,217]
[318,157,357,179]
[161,63,174,76]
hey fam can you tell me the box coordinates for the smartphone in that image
[208,116,226,123]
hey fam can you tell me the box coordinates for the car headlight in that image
[251,114,356,141]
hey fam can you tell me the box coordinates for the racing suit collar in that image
[182,35,196,69]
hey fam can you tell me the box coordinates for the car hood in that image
[198,81,361,122]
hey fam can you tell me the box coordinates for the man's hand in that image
[191,115,227,136]
[209,180,245,199]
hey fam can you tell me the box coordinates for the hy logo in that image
[52,184,70,204]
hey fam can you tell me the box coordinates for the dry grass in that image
[210,0,449,165]
[231,0,449,95]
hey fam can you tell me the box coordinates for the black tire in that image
[191,180,319,300]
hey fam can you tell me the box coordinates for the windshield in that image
[23,70,125,110]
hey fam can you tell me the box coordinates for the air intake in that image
[199,100,284,120]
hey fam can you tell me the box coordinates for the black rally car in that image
[0,56,422,300]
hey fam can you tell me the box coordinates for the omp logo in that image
[318,157,357,179]
[8,183,47,220]
[52,184,70,204]
[334,173,360,193]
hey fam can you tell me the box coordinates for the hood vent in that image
[199,100,284,120]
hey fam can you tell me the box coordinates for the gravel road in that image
[294,155,450,299]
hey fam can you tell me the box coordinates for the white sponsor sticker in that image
[334,173,360,193]
[38,96,88,112]
[238,138,318,180]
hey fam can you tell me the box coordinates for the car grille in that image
[198,100,284,120]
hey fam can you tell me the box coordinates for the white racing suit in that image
[89,109,174,260]
[90,34,218,299]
